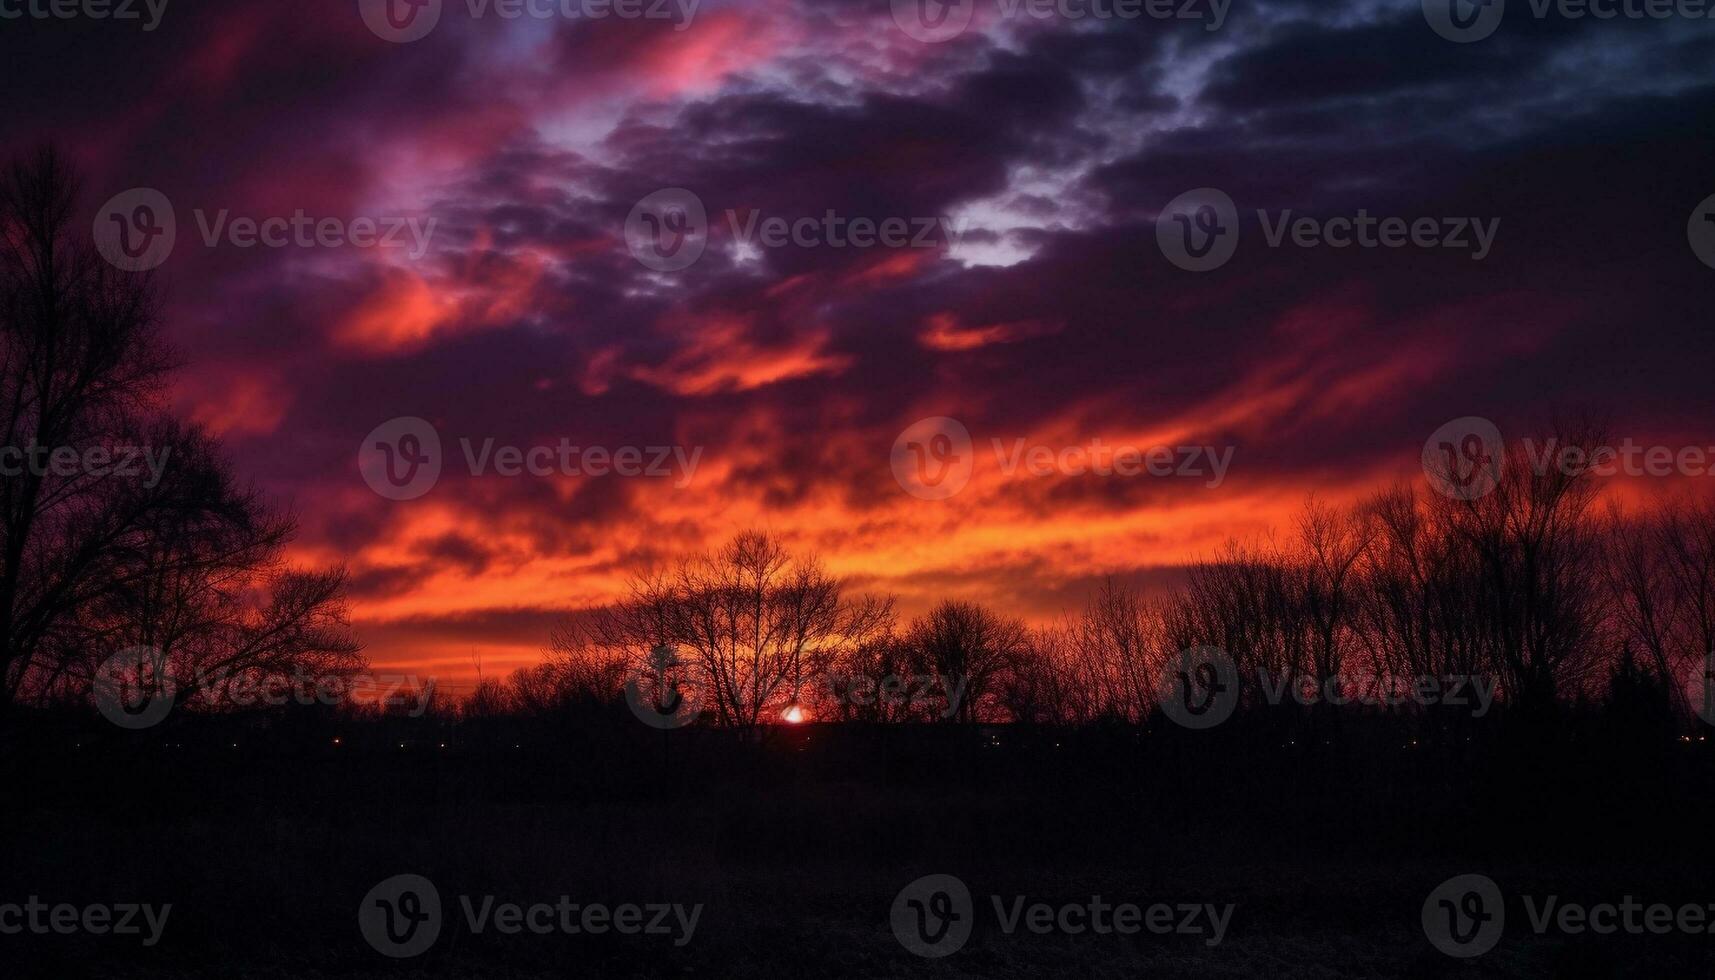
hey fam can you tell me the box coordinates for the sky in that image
[3,0,1714,688]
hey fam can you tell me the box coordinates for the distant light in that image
[332,737,342,746]
[782,705,807,724]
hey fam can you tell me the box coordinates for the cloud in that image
[11,0,1712,685]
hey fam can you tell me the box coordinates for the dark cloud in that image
[6,0,1712,681]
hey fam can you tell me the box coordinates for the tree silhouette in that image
[0,147,359,721]
[906,599,1027,724]
[581,530,892,729]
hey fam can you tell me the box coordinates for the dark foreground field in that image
[4,712,1714,978]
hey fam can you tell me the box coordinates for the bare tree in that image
[1608,496,1715,722]
[581,531,892,729]
[1359,485,1493,727]
[1293,497,1373,739]
[1061,578,1165,722]
[1164,538,1307,713]
[537,626,633,710]
[0,147,359,718]
[906,599,1027,723]
[821,621,920,723]
[1431,420,1612,717]
[1296,497,1372,691]
[1000,624,1106,725]
[1661,499,1715,704]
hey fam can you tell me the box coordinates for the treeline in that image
[457,432,1714,741]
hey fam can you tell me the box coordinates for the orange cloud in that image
[335,268,453,354]
[919,312,1062,351]
[183,369,292,438]
[626,313,850,395]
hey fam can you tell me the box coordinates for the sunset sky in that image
[4,0,1713,688]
